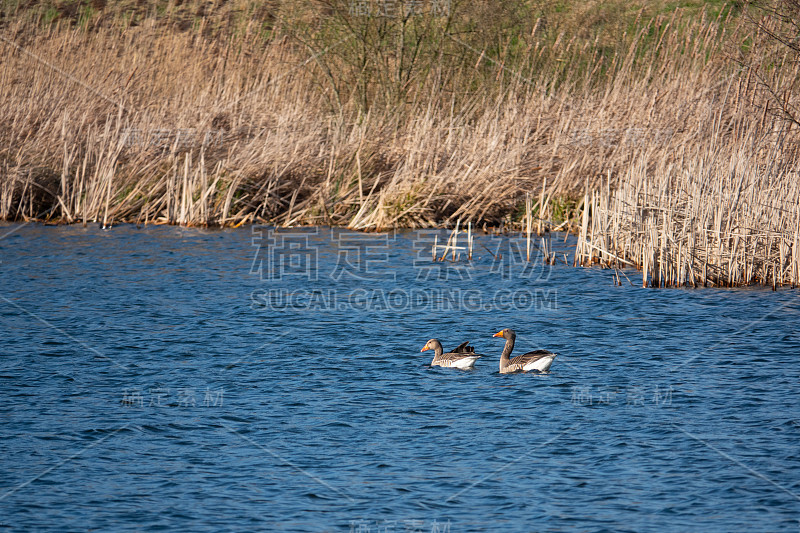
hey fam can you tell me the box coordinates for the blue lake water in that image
[1,223,799,532]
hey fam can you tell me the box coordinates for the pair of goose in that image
[420,328,556,374]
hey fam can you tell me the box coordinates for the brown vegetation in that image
[575,3,800,287]
[0,1,798,286]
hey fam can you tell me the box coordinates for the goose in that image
[492,328,556,373]
[421,339,482,369]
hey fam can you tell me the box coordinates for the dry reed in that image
[2,3,799,287]
[575,128,800,288]
[0,5,761,230]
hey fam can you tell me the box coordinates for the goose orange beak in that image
[420,343,428,352]
[493,331,504,338]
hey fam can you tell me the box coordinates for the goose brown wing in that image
[511,349,555,365]
[503,362,527,372]
[451,341,475,354]
[433,351,482,366]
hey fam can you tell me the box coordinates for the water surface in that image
[1,223,798,531]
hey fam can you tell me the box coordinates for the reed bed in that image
[575,124,800,288]
[571,3,800,288]
[0,3,762,231]
[2,2,799,288]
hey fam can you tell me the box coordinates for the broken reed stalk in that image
[453,219,459,262]
[438,225,454,261]
[525,193,533,261]
[467,222,473,260]
[538,177,547,236]
[431,220,473,262]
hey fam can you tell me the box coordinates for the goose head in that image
[492,328,516,340]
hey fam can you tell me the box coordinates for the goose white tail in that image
[450,356,481,369]
[523,354,556,372]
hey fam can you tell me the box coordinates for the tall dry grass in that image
[576,127,800,287]
[573,5,800,287]
[1,4,761,230]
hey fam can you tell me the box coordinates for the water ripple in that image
[0,224,798,531]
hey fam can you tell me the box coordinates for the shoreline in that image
[4,220,798,291]
[2,1,798,288]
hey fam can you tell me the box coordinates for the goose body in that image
[421,339,482,369]
[492,329,556,373]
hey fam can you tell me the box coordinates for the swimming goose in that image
[492,328,556,373]
[421,339,482,369]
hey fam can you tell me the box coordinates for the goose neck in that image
[500,337,515,368]
[433,342,443,357]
